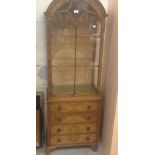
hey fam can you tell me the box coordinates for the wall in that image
[110,99,118,155]
[100,0,118,154]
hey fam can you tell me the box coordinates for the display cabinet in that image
[45,0,107,153]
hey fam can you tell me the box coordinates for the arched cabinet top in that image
[45,0,107,20]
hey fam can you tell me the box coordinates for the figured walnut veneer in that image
[47,95,101,151]
[50,123,97,135]
[50,101,98,113]
[51,112,97,124]
[50,133,97,145]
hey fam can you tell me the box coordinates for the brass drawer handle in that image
[86,127,90,131]
[57,118,62,122]
[86,136,90,141]
[57,128,61,133]
[57,138,61,143]
[57,106,61,111]
[87,116,91,120]
[87,105,92,110]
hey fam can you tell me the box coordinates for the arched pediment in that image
[45,0,107,20]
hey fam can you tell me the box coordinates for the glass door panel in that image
[75,6,101,94]
[51,12,74,36]
[51,13,75,67]
[50,12,75,95]
[52,67,74,94]
[75,67,98,93]
[51,35,75,67]
[76,35,100,66]
[76,9,101,67]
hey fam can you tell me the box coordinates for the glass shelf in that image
[52,84,96,94]
[50,34,103,37]
[50,65,99,68]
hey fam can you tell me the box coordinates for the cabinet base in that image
[46,144,97,154]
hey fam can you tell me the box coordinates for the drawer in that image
[50,113,97,124]
[50,133,96,145]
[51,123,97,135]
[50,101,98,113]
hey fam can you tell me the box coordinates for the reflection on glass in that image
[77,15,101,36]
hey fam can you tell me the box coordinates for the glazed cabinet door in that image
[47,0,105,95]
[50,9,75,95]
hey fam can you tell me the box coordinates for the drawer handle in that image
[86,136,90,141]
[57,107,61,111]
[57,128,61,133]
[87,116,91,120]
[57,118,62,122]
[57,138,61,143]
[86,127,90,131]
[87,105,92,110]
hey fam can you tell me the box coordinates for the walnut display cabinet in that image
[45,0,107,153]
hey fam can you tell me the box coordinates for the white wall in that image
[101,0,118,154]
[110,100,118,155]
[36,0,109,103]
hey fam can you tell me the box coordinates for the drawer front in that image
[51,123,97,135]
[51,113,97,124]
[50,134,96,145]
[50,102,98,113]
